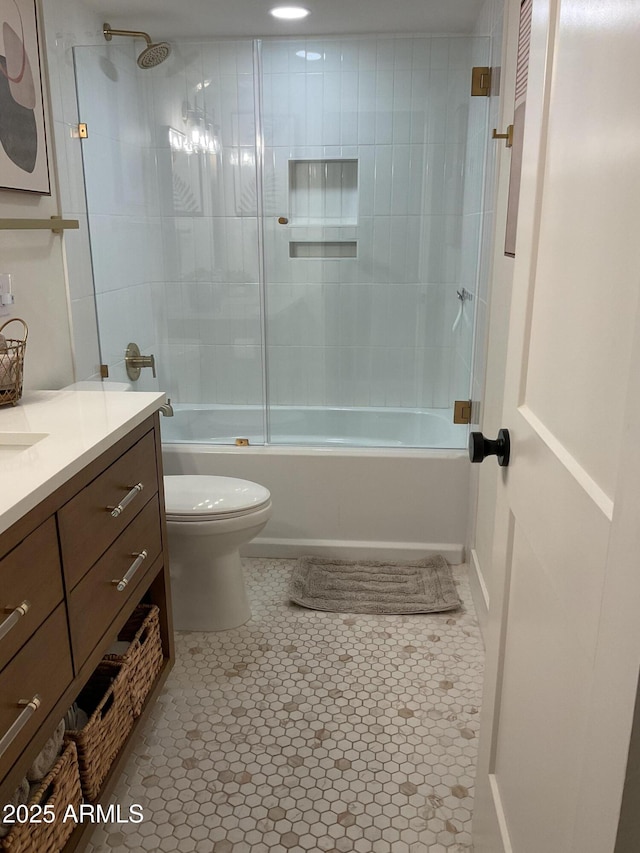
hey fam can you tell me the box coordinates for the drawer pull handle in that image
[0,694,41,760]
[112,550,148,592]
[0,600,30,642]
[108,483,144,518]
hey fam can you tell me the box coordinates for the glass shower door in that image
[74,40,266,445]
[259,35,489,448]
[76,34,489,449]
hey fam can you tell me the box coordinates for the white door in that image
[473,1,640,852]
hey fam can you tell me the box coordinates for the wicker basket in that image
[104,605,164,718]
[0,741,82,853]
[64,662,134,803]
[0,319,27,407]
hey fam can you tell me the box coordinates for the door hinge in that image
[100,364,109,378]
[471,67,492,97]
[453,400,472,425]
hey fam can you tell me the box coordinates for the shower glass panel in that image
[75,34,489,449]
[74,41,266,444]
[260,36,489,447]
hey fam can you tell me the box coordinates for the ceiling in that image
[84,0,485,40]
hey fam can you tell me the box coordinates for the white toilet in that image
[163,475,272,631]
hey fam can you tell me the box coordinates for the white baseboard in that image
[469,547,490,639]
[472,774,513,853]
[490,774,514,853]
[242,537,465,564]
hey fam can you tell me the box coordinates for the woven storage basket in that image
[64,662,134,802]
[0,319,27,407]
[104,605,163,718]
[0,741,82,853]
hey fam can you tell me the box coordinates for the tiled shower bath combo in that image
[74,34,490,446]
[86,559,483,853]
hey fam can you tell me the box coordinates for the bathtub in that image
[161,404,470,563]
[160,403,468,449]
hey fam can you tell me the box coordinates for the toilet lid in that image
[163,475,271,518]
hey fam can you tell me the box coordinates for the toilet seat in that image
[164,475,271,522]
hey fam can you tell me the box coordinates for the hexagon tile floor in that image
[87,558,484,853]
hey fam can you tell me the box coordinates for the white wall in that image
[0,0,78,392]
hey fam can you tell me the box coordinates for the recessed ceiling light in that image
[270,6,310,20]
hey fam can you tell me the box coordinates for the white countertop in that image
[0,387,166,535]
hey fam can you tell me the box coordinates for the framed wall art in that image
[0,0,51,194]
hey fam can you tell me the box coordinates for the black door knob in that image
[469,428,510,467]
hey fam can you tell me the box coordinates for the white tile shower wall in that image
[262,36,481,409]
[73,44,162,390]
[145,36,484,410]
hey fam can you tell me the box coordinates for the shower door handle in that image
[469,429,510,467]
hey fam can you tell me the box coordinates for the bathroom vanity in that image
[0,389,174,851]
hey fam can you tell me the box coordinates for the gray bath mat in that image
[289,555,460,615]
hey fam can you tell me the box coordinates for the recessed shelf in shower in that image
[289,159,358,226]
[289,241,357,259]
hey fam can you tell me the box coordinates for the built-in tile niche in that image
[289,159,358,225]
[289,241,357,258]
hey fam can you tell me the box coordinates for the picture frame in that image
[0,0,51,194]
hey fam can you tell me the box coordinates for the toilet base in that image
[169,538,251,632]
[164,495,271,632]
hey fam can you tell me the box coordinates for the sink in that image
[0,432,49,460]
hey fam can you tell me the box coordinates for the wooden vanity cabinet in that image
[0,412,174,852]
[0,517,63,673]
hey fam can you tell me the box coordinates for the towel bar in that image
[0,216,80,234]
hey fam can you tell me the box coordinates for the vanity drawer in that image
[0,605,72,774]
[58,430,158,590]
[0,517,63,672]
[68,497,163,669]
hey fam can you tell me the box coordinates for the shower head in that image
[137,41,171,69]
[103,22,171,69]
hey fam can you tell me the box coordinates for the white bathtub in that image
[160,403,467,449]
[161,405,470,563]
